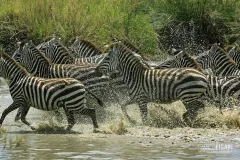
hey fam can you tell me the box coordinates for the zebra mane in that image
[224,44,236,52]
[183,53,205,72]
[179,52,202,69]
[0,50,29,75]
[70,37,103,53]
[111,42,150,69]
[213,45,236,65]
[111,38,143,56]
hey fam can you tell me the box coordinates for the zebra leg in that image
[54,109,64,122]
[20,105,34,130]
[0,102,21,125]
[120,100,137,124]
[63,107,75,131]
[183,100,205,126]
[14,107,22,121]
[137,101,148,125]
[79,108,99,129]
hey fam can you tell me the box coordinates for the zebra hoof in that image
[128,119,137,125]
[15,116,21,122]
[30,126,36,130]
[93,128,103,133]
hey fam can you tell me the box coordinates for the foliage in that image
[0,0,240,56]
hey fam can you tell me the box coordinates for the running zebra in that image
[13,40,115,120]
[69,37,102,58]
[96,43,209,124]
[155,50,240,111]
[0,52,99,131]
[196,44,240,76]
[30,39,151,123]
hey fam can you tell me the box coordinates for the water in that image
[0,84,240,160]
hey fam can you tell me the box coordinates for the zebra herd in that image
[1,36,240,132]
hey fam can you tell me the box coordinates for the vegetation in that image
[0,0,240,57]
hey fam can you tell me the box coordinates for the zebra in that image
[196,44,240,76]
[154,50,240,112]
[28,38,150,124]
[95,43,209,124]
[69,37,102,58]
[0,51,100,131]
[13,40,114,121]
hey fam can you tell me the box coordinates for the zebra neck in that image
[120,60,146,87]
[7,66,28,85]
[30,60,51,78]
[214,61,238,76]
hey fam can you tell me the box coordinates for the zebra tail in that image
[85,89,104,107]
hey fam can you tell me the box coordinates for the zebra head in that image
[20,40,50,76]
[19,41,36,73]
[39,37,73,64]
[12,42,24,63]
[96,45,119,76]
[39,37,60,59]
[196,45,218,69]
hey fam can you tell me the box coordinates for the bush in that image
[0,0,240,56]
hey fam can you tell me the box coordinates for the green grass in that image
[0,0,240,56]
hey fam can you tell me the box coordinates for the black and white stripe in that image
[154,50,240,111]
[16,40,112,105]
[0,52,99,131]
[96,43,209,124]
[196,45,240,76]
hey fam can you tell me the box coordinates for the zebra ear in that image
[17,41,22,48]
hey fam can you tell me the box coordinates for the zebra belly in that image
[22,80,86,111]
[142,73,207,103]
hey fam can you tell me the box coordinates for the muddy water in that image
[0,83,240,160]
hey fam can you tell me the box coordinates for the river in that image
[0,83,239,160]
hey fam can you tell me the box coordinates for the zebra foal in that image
[0,52,99,131]
[96,43,209,124]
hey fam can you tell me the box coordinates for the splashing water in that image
[100,117,128,135]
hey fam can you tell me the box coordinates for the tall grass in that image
[0,0,158,54]
[0,0,240,55]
